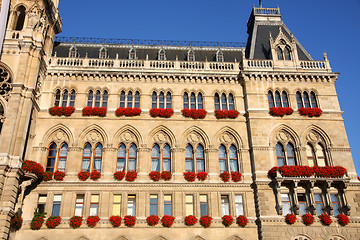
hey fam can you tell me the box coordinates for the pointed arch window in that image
[102,91,108,108]
[116,143,137,172]
[58,143,68,172]
[62,90,68,107]
[135,91,140,108]
[277,47,284,60]
[150,144,172,172]
[185,145,194,172]
[219,145,227,173]
[87,90,108,108]
[129,48,136,60]
[296,91,303,109]
[127,91,133,108]
[229,145,239,172]
[286,143,296,166]
[128,144,137,171]
[190,93,196,109]
[69,47,78,58]
[276,143,285,167]
[297,91,319,109]
[198,93,203,109]
[183,92,189,109]
[276,142,297,166]
[162,144,171,171]
[54,90,61,107]
[196,145,205,172]
[221,93,227,110]
[188,50,195,61]
[310,92,318,108]
[158,49,166,60]
[215,93,235,110]
[46,143,57,172]
[93,143,103,172]
[166,92,172,109]
[159,92,165,109]
[228,94,235,110]
[282,91,289,108]
[303,92,310,108]
[316,144,326,166]
[95,91,101,107]
[69,90,76,107]
[284,47,291,60]
[183,92,203,109]
[152,92,157,109]
[219,144,239,173]
[81,143,103,172]
[275,91,281,107]
[87,90,94,107]
[99,47,107,59]
[306,144,316,167]
[307,144,327,167]
[152,91,172,109]
[214,93,220,110]
[13,6,26,31]
[54,89,76,107]
[216,50,224,62]
[82,143,92,172]
[117,144,126,171]
[268,91,275,108]
[120,91,126,108]
[151,144,160,171]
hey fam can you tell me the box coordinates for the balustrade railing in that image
[300,61,326,69]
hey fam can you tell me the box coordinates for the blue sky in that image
[57,0,360,174]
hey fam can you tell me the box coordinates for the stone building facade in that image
[0,1,359,240]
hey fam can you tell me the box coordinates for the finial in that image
[323,51,328,60]
[116,53,118,59]
[146,54,149,60]
[205,56,208,62]
[85,53,88,58]
[176,55,178,61]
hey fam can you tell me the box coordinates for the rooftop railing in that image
[254,6,281,15]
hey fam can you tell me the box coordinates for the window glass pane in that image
[117,144,126,171]
[166,92,172,109]
[102,91,108,108]
[316,144,326,167]
[268,91,274,108]
[164,195,172,216]
[69,91,76,107]
[163,145,171,171]
[235,195,244,216]
[38,195,47,214]
[303,92,310,108]
[284,47,291,60]
[58,143,68,172]
[127,91,133,108]
[196,145,205,172]
[135,92,140,108]
[331,194,340,217]
[159,92,164,109]
[55,90,61,106]
[298,193,307,216]
[75,194,84,216]
[183,93,189,109]
[185,145,193,172]
[219,145,227,173]
[128,144,137,171]
[82,143,91,171]
[185,195,194,216]
[214,93,220,110]
[51,195,62,216]
[127,195,136,216]
[94,144,102,172]
[120,91,126,108]
[113,195,121,216]
[229,145,239,172]
[190,93,196,109]
[221,93,227,110]
[152,92,157,108]
[87,91,93,107]
[296,92,303,109]
[197,93,203,109]
[306,145,315,167]
[286,143,296,166]
[95,91,101,108]
[276,143,285,167]
[281,193,291,216]
[277,47,283,60]
[149,195,158,216]
[200,195,208,216]
[221,195,230,216]
[228,93,235,110]
[282,91,289,108]
[62,90,68,107]
[46,143,57,172]
[314,193,323,216]
[275,91,281,107]
[310,92,318,108]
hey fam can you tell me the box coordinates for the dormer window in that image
[276,40,291,60]
[216,50,224,62]
[99,47,107,59]
[158,49,166,61]
[188,50,195,61]
[69,46,78,58]
[129,48,136,60]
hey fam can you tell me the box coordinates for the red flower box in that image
[161,171,172,181]
[222,215,234,227]
[196,171,208,181]
[90,170,101,181]
[146,215,160,226]
[54,171,65,181]
[86,215,100,228]
[10,214,23,230]
[43,171,53,182]
[49,106,75,117]
[114,171,125,181]
[109,215,122,227]
[184,215,198,226]
[231,171,242,182]
[268,166,278,178]
[46,216,61,229]
[78,171,90,181]
[115,107,142,117]
[200,215,213,228]
[298,107,323,117]
[182,109,207,119]
[22,160,44,178]
[161,215,175,228]
[337,213,349,226]
[268,165,347,178]
[30,216,44,230]
[150,108,174,118]
[82,106,107,117]
[125,171,137,182]
[358,176,360,181]
[149,171,161,181]
[269,107,294,117]
[285,213,297,225]
[69,216,82,229]
[236,215,248,228]
[183,171,196,182]
[124,215,136,227]
[313,166,347,178]
[319,213,332,226]
[220,171,231,182]
[215,109,240,119]
[302,213,314,226]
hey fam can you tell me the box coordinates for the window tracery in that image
[82,142,103,172]
[0,66,12,101]
[129,48,137,60]
[276,39,292,60]
[187,49,195,61]
[116,143,137,172]
[214,93,235,110]
[87,90,108,108]
[99,47,107,59]
[216,50,224,62]
[274,130,298,166]
[268,90,289,108]
[296,91,318,108]
[158,48,166,60]
[120,90,140,108]
[152,91,172,109]
[69,46,78,58]
[183,92,203,109]
[305,130,328,166]
[54,89,76,107]
[46,142,68,172]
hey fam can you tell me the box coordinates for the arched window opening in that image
[127,91,133,108]
[282,91,289,108]
[275,91,281,107]
[310,92,318,108]
[129,48,136,60]
[128,144,137,171]
[120,91,126,108]
[61,90,68,107]
[316,144,327,166]
[183,92,189,109]
[135,91,140,108]
[14,6,26,31]
[102,91,108,108]
[151,144,160,171]
[87,90,93,107]
[228,93,235,110]
[69,47,77,58]
[158,49,166,60]
[214,93,220,110]
[54,90,61,107]
[229,145,239,172]
[185,145,194,172]
[303,92,310,108]
[93,143,103,172]
[296,91,303,109]
[58,143,68,172]
[152,92,157,108]
[277,47,284,60]
[94,91,101,108]
[268,91,275,108]
[221,93,228,110]
[69,90,76,107]
[286,143,296,166]
[82,143,92,172]
[276,143,285,167]
[99,48,107,59]
[117,144,126,171]
[217,50,224,62]
[188,50,195,61]
[284,47,291,60]
[159,92,165,109]
[163,144,171,171]
[166,92,172,109]
[190,93,196,109]
[196,145,205,172]
[198,93,203,109]
[306,144,316,167]
[46,143,57,172]
[218,145,227,173]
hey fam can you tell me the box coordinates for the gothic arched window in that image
[158,49,166,60]
[117,144,126,171]
[303,92,310,108]
[276,143,285,167]
[120,91,126,108]
[284,47,291,60]
[129,48,136,59]
[185,145,194,172]
[61,90,68,107]
[214,93,220,110]
[282,91,289,108]
[14,6,26,31]
[151,144,160,171]
[102,91,108,108]
[54,90,61,107]
[135,91,140,108]
[277,47,284,60]
[116,143,138,172]
[70,90,76,107]
[310,92,318,108]
[183,92,189,109]
[216,50,224,62]
[228,94,235,110]
[128,144,137,171]
[188,50,195,61]
[93,143,103,172]
[268,91,275,108]
[275,91,281,107]
[127,91,133,108]
[196,145,205,172]
[197,93,203,109]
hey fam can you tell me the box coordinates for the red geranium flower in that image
[268,166,278,178]
[109,215,122,227]
[161,215,175,228]
[298,107,323,117]
[125,171,137,182]
[184,215,198,226]
[78,171,90,181]
[337,213,349,226]
[149,171,161,181]
[236,215,248,228]
[124,215,136,227]
[222,215,234,227]
[90,171,101,181]
[46,216,61,229]
[30,216,44,230]
[10,214,23,230]
[146,215,160,226]
[150,108,174,118]
[43,171,53,182]
[183,171,196,182]
[114,171,125,181]
[86,215,100,228]
[69,216,82,229]
[22,160,44,178]
[115,107,142,117]
[82,107,107,117]
[285,213,297,225]
[182,109,207,119]
[49,106,75,117]
[319,213,332,226]
[53,171,65,181]
[302,213,314,226]
[196,171,208,181]
[161,171,172,181]
[215,109,240,119]
[231,171,242,182]
[200,215,213,228]
[269,107,294,117]
[220,171,231,182]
